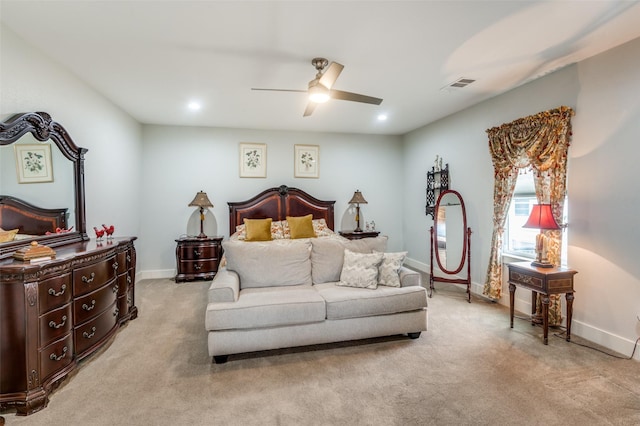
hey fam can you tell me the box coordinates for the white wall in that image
[1,25,143,244]
[138,125,403,277]
[403,37,640,359]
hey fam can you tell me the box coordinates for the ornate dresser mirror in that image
[429,189,472,302]
[0,112,88,259]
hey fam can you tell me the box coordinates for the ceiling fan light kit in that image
[252,57,383,116]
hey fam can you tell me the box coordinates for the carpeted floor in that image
[3,277,640,425]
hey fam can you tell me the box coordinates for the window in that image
[504,172,567,263]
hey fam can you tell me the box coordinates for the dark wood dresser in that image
[0,237,137,416]
[175,236,223,282]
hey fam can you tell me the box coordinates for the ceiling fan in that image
[251,57,383,117]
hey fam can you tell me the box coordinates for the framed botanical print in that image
[294,144,319,178]
[239,143,267,178]
[15,144,54,183]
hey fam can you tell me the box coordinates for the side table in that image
[175,236,223,282]
[339,231,380,240]
[507,261,577,344]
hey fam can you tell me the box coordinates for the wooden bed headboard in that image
[0,195,67,235]
[228,185,335,235]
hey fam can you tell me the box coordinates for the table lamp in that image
[523,203,560,268]
[348,190,368,233]
[189,191,214,238]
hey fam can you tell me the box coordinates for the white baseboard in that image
[405,256,640,361]
[137,269,175,281]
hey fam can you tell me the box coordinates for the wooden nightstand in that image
[339,231,380,240]
[507,261,577,345]
[175,236,223,282]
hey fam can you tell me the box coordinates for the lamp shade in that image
[188,191,213,208]
[348,190,368,205]
[523,204,560,230]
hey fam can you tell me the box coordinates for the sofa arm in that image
[208,267,240,303]
[399,266,422,288]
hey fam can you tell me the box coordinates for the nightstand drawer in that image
[177,245,220,260]
[178,259,218,275]
[509,269,544,291]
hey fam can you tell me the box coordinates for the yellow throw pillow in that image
[0,228,19,243]
[244,218,273,241]
[286,214,316,239]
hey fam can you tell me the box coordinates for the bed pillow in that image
[337,249,383,290]
[376,251,408,287]
[286,214,316,239]
[0,228,19,243]
[223,240,312,288]
[244,218,273,241]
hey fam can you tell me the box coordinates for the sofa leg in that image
[407,332,421,339]
[213,355,229,364]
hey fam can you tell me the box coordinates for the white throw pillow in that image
[337,249,383,290]
[377,251,408,287]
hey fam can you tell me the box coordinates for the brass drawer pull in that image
[113,262,119,271]
[83,326,96,339]
[48,284,66,297]
[194,249,202,257]
[82,300,96,311]
[49,346,68,361]
[194,263,203,270]
[114,308,120,317]
[49,315,67,329]
[81,272,95,283]
[127,254,131,262]
[127,275,132,284]
[113,284,119,293]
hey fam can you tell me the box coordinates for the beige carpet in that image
[3,277,640,425]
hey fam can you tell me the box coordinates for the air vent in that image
[441,78,476,90]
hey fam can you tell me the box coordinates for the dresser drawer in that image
[39,333,73,381]
[74,280,118,325]
[117,271,132,296]
[74,301,119,356]
[39,303,73,348]
[38,273,72,312]
[73,256,117,296]
[177,245,219,260]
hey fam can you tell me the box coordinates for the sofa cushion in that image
[310,236,389,284]
[337,249,383,290]
[223,240,312,288]
[244,218,273,241]
[315,282,428,320]
[205,286,326,330]
[377,251,408,287]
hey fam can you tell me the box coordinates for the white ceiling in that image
[2,1,640,135]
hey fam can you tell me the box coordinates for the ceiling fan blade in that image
[303,102,317,117]
[318,62,344,89]
[251,88,306,93]
[330,89,383,105]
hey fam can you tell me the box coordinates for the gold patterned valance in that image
[487,106,574,178]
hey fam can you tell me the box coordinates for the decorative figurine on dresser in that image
[175,191,223,282]
[0,112,138,416]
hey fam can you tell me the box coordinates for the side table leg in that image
[566,292,574,342]
[542,295,550,345]
[509,283,516,328]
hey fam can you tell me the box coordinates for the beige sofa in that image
[205,236,428,363]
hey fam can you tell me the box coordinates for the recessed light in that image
[188,101,201,111]
[377,114,388,121]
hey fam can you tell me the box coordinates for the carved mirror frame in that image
[429,189,472,302]
[0,112,89,259]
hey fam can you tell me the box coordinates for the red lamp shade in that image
[523,204,560,230]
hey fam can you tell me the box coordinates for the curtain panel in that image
[483,106,573,325]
